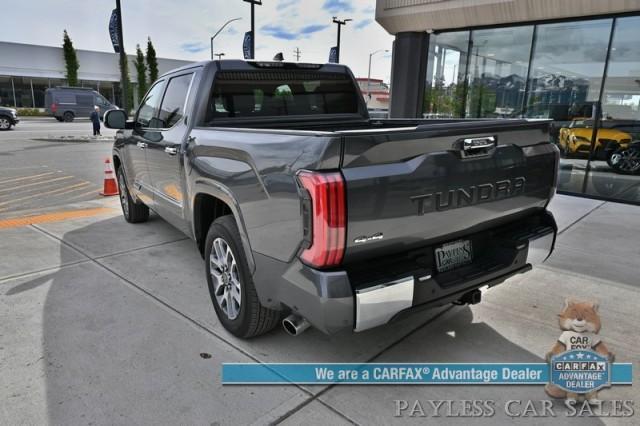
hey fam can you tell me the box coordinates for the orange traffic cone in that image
[100,158,119,196]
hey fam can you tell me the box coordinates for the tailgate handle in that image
[463,136,496,151]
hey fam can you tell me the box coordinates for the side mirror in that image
[104,109,128,129]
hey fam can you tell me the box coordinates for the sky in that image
[0,0,394,82]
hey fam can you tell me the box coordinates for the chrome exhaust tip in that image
[282,314,311,336]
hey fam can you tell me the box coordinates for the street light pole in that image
[367,49,389,106]
[115,0,128,113]
[243,0,262,59]
[214,53,225,61]
[210,17,242,60]
[332,17,352,63]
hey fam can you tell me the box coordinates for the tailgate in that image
[340,120,558,262]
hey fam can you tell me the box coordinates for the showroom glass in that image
[583,16,640,202]
[158,73,193,128]
[136,81,165,128]
[466,26,533,118]
[424,31,469,118]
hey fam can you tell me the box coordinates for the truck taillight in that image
[297,170,346,269]
[51,103,57,113]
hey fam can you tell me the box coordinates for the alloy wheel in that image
[0,118,10,129]
[209,237,242,320]
[118,172,129,218]
[614,150,640,173]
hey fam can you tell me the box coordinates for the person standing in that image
[90,106,101,136]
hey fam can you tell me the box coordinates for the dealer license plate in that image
[435,239,473,273]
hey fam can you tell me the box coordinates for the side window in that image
[158,73,193,128]
[136,81,165,128]
[95,95,110,107]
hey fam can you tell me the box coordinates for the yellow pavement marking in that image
[0,182,93,207]
[0,175,74,194]
[0,172,56,186]
[0,207,115,229]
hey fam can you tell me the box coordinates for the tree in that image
[146,37,159,84]
[119,53,134,112]
[134,44,148,102]
[62,30,79,86]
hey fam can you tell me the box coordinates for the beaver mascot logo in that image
[545,299,614,403]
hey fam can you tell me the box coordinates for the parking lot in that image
[1,183,638,424]
[0,119,638,425]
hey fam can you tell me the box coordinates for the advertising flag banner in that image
[243,32,253,60]
[329,46,338,63]
[108,9,120,54]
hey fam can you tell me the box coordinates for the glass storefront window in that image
[526,19,613,196]
[585,16,640,202]
[466,26,533,118]
[31,78,49,108]
[424,31,469,118]
[13,77,34,108]
[0,76,13,107]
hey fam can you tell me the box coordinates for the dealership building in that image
[378,0,640,204]
[0,41,191,109]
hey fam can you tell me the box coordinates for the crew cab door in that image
[126,80,166,205]
[145,72,195,233]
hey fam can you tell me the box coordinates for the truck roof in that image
[159,60,351,78]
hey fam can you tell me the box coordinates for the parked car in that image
[105,60,559,339]
[558,119,632,164]
[0,106,19,130]
[45,87,117,122]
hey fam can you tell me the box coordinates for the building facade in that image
[356,77,390,110]
[377,0,640,204]
[0,42,191,109]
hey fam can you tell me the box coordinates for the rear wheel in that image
[116,167,149,223]
[0,116,12,130]
[609,147,640,175]
[63,111,74,122]
[205,215,280,338]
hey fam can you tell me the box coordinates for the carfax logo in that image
[545,299,615,403]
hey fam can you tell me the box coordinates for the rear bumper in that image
[253,210,556,335]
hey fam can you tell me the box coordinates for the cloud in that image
[180,42,207,53]
[277,0,297,10]
[323,0,354,14]
[355,19,373,30]
[362,6,375,14]
[299,24,329,35]
[260,24,298,40]
[226,27,239,36]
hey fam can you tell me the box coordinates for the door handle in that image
[137,142,147,149]
[165,147,178,155]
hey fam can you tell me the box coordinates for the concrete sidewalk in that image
[0,195,638,425]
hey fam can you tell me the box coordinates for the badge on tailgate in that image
[435,239,473,273]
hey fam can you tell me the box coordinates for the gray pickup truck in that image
[104,60,559,338]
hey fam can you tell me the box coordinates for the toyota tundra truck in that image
[104,60,558,338]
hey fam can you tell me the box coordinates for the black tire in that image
[63,111,74,122]
[0,115,12,131]
[116,167,149,223]
[205,215,280,338]
[609,147,640,175]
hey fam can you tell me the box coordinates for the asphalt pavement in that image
[0,118,114,218]
[0,118,638,425]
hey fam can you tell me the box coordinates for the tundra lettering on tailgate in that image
[410,177,526,216]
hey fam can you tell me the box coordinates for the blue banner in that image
[222,363,633,385]
[243,31,252,60]
[328,46,338,63]
[108,9,120,54]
